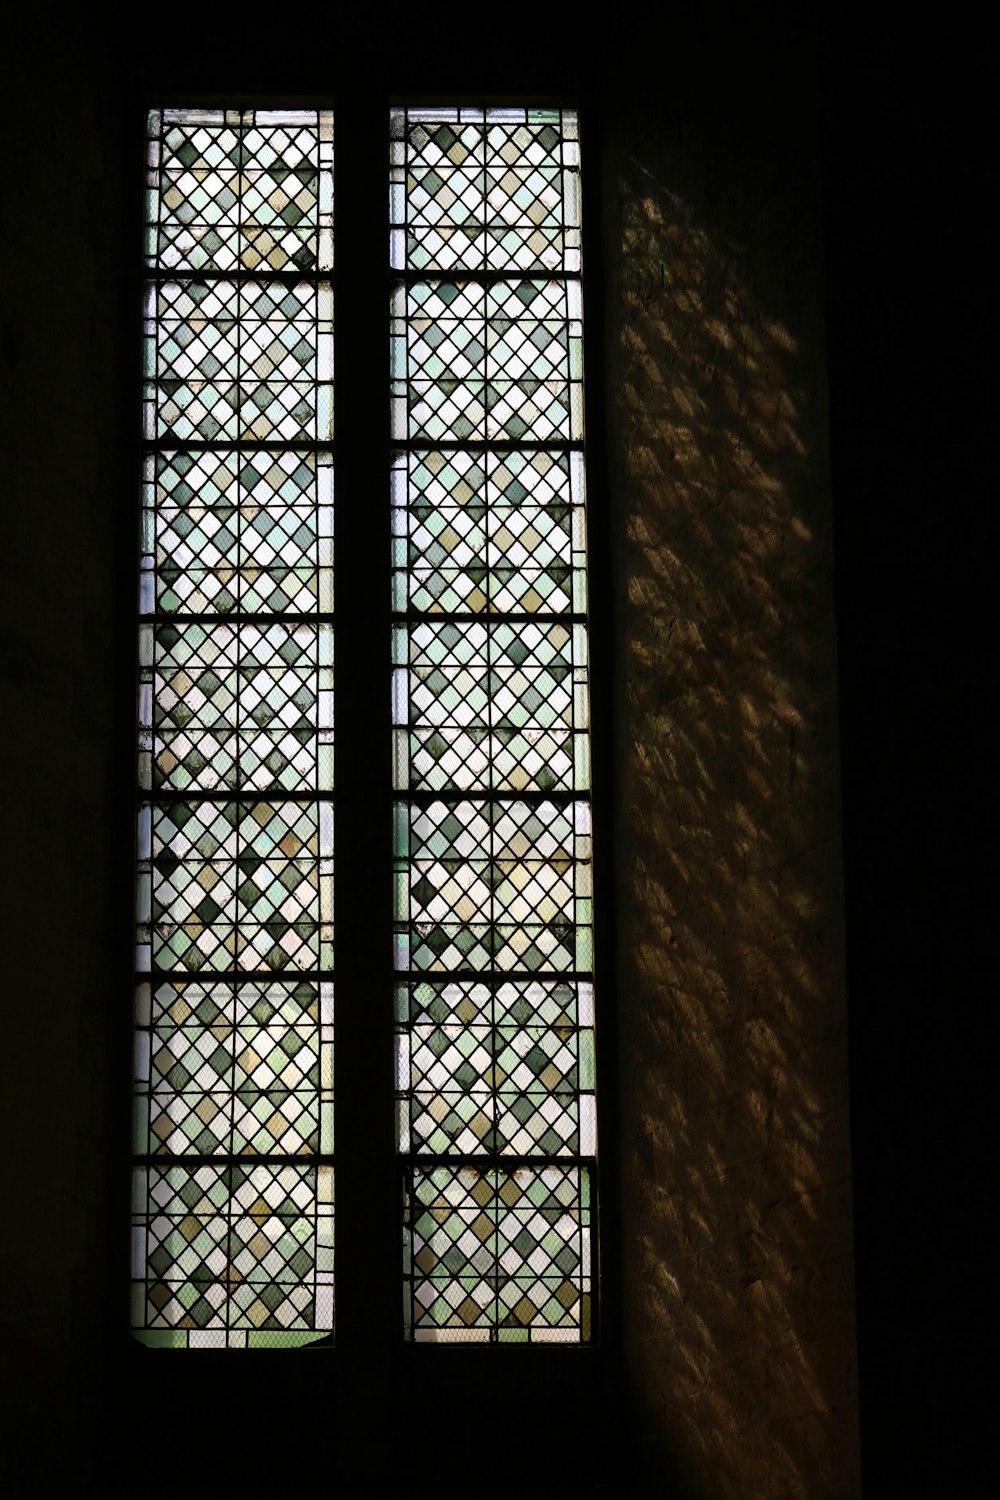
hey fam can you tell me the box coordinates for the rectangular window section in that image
[391,106,597,1342]
[132,108,335,1348]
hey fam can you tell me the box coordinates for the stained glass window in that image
[391,106,598,1342]
[130,102,598,1349]
[132,108,335,1347]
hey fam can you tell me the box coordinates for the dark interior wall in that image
[820,22,993,1494]
[0,8,129,1463]
[608,86,856,1495]
[2,6,986,1495]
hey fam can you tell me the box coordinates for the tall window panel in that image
[132,108,335,1348]
[391,106,598,1342]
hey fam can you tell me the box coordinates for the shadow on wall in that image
[614,153,859,1499]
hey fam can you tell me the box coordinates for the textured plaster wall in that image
[606,102,859,1497]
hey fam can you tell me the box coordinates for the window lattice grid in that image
[143,279,334,444]
[393,796,593,975]
[141,449,334,618]
[131,1161,334,1347]
[391,106,597,1343]
[390,448,588,617]
[134,107,335,1348]
[134,978,334,1159]
[395,978,596,1157]
[137,798,334,975]
[390,106,581,274]
[390,280,584,444]
[392,617,590,794]
[139,619,334,793]
[146,107,334,274]
[402,1163,592,1342]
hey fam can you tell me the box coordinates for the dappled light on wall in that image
[615,156,858,1498]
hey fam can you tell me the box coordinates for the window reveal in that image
[132,108,335,1348]
[391,107,598,1342]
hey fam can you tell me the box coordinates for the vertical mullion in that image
[331,98,398,1356]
